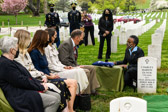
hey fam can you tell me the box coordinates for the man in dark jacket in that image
[114,35,144,87]
[58,29,100,94]
[45,3,60,48]
[68,2,81,34]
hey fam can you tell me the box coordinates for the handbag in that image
[73,83,91,111]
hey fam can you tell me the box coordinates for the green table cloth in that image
[95,66,124,92]
[0,88,14,112]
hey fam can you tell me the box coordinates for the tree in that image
[44,0,48,14]
[87,0,125,14]
[125,0,135,11]
[55,0,71,12]
[80,2,89,11]
[134,0,146,10]
[0,0,27,24]
[27,0,40,16]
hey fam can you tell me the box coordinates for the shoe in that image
[98,57,102,59]
[91,91,99,96]
[106,56,110,59]
[106,57,110,59]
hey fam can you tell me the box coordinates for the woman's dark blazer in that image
[0,55,44,112]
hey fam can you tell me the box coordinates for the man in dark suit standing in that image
[45,3,60,48]
[68,2,81,34]
[114,35,144,88]
[58,29,100,94]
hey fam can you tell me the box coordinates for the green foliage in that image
[55,0,71,12]
[124,0,136,11]
[88,0,126,13]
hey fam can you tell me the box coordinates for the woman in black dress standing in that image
[98,9,114,59]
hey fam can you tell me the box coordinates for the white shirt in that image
[71,38,76,47]
[45,44,65,73]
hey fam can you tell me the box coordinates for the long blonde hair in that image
[14,29,31,55]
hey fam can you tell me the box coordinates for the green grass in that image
[77,12,168,111]
[0,14,46,27]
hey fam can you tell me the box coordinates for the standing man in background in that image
[45,3,60,48]
[68,2,81,34]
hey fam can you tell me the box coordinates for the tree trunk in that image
[28,0,40,16]
[44,0,48,14]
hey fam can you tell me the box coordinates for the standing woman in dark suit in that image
[98,9,114,59]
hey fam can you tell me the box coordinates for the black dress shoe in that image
[91,91,99,96]
[106,57,110,59]
[98,56,102,59]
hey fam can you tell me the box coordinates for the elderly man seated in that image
[0,36,60,112]
[58,29,100,95]
[114,35,144,88]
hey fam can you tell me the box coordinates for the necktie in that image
[74,46,77,60]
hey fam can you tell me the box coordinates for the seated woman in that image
[0,36,60,112]
[114,35,144,87]
[45,28,89,93]
[28,30,77,112]
[14,29,70,112]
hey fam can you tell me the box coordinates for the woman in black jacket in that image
[98,9,114,59]
[0,36,60,112]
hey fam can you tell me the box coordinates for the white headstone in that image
[94,25,99,38]
[111,35,117,53]
[110,97,147,112]
[64,27,69,40]
[11,30,16,37]
[88,32,92,45]
[148,45,161,68]
[114,29,119,37]
[119,31,127,45]
[152,33,162,45]
[126,29,134,39]
[155,29,164,40]
[60,27,64,41]
[138,57,157,93]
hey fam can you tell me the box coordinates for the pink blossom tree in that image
[0,0,28,25]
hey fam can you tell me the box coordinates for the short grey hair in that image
[0,36,18,53]
[71,29,84,38]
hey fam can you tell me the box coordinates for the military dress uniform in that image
[68,10,81,34]
[45,12,60,48]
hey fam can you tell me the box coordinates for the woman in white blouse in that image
[45,28,89,93]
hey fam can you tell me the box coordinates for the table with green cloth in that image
[95,66,124,92]
[0,88,14,112]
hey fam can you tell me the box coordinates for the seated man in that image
[58,29,100,94]
[114,35,144,87]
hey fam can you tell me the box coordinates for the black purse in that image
[73,83,91,111]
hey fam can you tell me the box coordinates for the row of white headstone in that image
[10,26,47,37]
[119,20,156,45]
[148,19,167,69]
[134,20,166,94]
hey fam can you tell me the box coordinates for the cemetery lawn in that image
[77,19,168,111]
[1,12,168,111]
[0,14,46,27]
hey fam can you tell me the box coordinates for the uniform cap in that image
[48,3,55,8]
[71,3,77,7]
